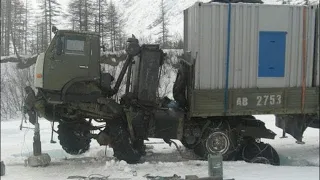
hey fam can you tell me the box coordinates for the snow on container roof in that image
[184,2,317,89]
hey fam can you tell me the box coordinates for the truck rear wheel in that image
[193,122,239,161]
[57,121,91,155]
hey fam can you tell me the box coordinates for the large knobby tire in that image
[181,138,197,150]
[108,126,142,164]
[193,126,239,161]
[239,141,280,166]
[57,122,91,155]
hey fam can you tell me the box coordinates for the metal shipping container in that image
[184,2,317,89]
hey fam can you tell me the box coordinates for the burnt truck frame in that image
[23,3,319,166]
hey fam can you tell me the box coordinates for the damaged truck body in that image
[23,2,319,166]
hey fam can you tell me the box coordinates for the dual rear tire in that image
[239,140,280,165]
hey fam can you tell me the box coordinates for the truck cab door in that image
[43,34,90,91]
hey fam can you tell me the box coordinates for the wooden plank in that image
[190,87,319,117]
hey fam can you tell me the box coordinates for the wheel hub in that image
[205,131,230,155]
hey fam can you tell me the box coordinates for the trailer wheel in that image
[239,140,280,166]
[57,121,91,155]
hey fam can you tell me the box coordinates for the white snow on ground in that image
[1,115,319,180]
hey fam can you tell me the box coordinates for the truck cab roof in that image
[56,30,100,37]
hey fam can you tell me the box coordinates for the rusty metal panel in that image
[185,2,317,90]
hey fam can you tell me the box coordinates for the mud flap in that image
[275,114,319,141]
[236,119,276,139]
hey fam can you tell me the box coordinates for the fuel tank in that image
[151,107,185,140]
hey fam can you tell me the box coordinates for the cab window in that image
[65,36,86,55]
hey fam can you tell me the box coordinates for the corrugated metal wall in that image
[185,2,317,89]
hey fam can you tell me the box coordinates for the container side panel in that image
[316,6,320,86]
[292,7,303,87]
[196,5,201,89]
[242,5,249,88]
[199,5,212,89]
[307,7,316,87]
[212,6,220,89]
[191,4,201,89]
[285,7,291,87]
[249,6,259,88]
[218,5,228,89]
[288,7,294,87]
[230,5,237,89]
[186,3,316,90]
[212,5,226,89]
[258,6,289,31]
[290,7,300,87]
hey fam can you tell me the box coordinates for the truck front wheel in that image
[57,121,91,155]
[107,126,142,164]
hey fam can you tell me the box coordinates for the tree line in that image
[0,0,183,119]
[0,0,125,55]
[1,0,183,57]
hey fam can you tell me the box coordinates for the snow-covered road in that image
[1,115,319,180]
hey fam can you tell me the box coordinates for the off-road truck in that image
[22,26,282,165]
[23,1,319,166]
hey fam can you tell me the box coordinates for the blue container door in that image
[258,31,287,77]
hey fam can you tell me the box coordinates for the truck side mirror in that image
[52,26,58,34]
[56,37,63,56]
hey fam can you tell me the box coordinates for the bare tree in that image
[48,0,61,40]
[149,0,170,48]
[4,0,12,55]
[1,1,7,55]
[92,0,108,44]
[106,1,126,51]
[68,0,94,31]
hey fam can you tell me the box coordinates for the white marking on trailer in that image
[236,97,248,106]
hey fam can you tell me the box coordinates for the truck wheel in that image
[57,122,91,155]
[193,128,238,161]
[239,140,280,166]
[108,127,142,164]
[132,139,147,156]
[181,138,197,149]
